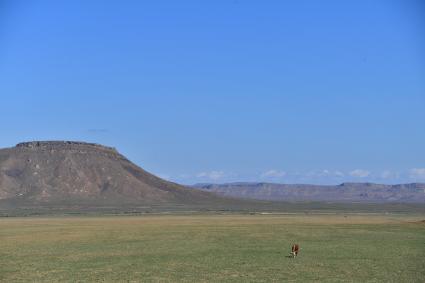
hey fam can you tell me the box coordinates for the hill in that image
[1,141,424,216]
[0,141,231,212]
[193,182,425,203]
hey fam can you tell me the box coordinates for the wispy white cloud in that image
[334,171,344,177]
[154,168,418,185]
[380,170,399,179]
[307,169,344,178]
[349,169,370,178]
[196,171,226,181]
[261,170,286,178]
[409,168,425,180]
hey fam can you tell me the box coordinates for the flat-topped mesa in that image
[0,140,221,206]
[15,141,119,155]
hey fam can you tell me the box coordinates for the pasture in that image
[1,214,424,282]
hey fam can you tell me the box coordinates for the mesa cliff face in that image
[0,141,216,206]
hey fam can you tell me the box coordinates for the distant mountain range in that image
[1,141,424,216]
[193,182,425,203]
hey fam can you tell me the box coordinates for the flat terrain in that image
[1,214,424,282]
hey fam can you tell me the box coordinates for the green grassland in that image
[1,214,424,282]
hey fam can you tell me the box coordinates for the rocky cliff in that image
[0,141,220,207]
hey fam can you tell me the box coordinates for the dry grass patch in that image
[1,214,424,282]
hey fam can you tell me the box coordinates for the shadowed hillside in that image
[0,141,229,209]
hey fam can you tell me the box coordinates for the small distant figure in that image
[291,244,300,258]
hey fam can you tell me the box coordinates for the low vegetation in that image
[1,214,424,282]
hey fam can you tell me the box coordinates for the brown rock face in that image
[0,141,215,205]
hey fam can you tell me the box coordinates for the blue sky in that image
[1,0,424,185]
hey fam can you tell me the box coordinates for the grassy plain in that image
[1,214,424,282]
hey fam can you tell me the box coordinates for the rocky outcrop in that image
[0,141,220,207]
[16,141,112,149]
[16,141,120,155]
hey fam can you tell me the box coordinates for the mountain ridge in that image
[193,182,425,203]
[0,141,225,206]
[1,141,423,216]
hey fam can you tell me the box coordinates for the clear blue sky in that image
[1,0,424,185]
